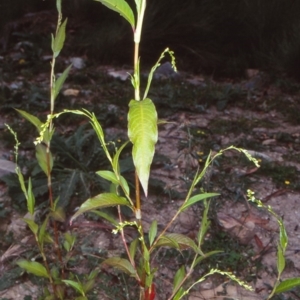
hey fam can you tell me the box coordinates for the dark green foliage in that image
[0,267,24,291]
[61,0,300,77]
[2,125,112,211]
[2,0,300,77]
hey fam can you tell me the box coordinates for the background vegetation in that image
[1,0,300,78]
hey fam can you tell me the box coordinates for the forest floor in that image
[0,45,300,300]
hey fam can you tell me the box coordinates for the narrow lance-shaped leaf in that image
[52,18,68,57]
[277,243,285,274]
[97,170,119,184]
[274,277,300,294]
[197,200,210,252]
[56,0,62,15]
[94,0,135,29]
[148,220,157,246]
[180,193,219,212]
[102,257,137,278]
[17,259,49,278]
[129,238,139,260]
[16,109,52,143]
[70,193,131,223]
[53,64,72,101]
[23,218,39,236]
[128,98,158,196]
[36,144,53,176]
[194,250,223,267]
[279,221,288,250]
[173,266,186,293]
[15,109,42,132]
[112,140,129,175]
[27,177,35,215]
[154,233,200,254]
[62,280,85,296]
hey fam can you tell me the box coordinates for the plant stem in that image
[135,170,141,221]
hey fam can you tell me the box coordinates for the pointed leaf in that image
[102,257,136,277]
[277,243,285,274]
[194,250,223,267]
[70,193,131,223]
[27,177,35,215]
[120,175,130,196]
[94,0,135,28]
[197,200,210,247]
[128,98,158,196]
[275,277,300,294]
[181,193,219,212]
[62,280,85,296]
[54,64,72,100]
[50,206,66,222]
[17,169,27,197]
[96,170,119,184]
[15,109,43,132]
[155,233,199,253]
[52,18,68,57]
[129,238,139,260]
[173,266,186,292]
[83,278,95,293]
[17,259,49,278]
[36,144,53,176]
[173,287,185,300]
[38,216,49,246]
[112,140,129,174]
[56,0,62,15]
[279,221,288,250]
[23,218,39,236]
[92,210,118,226]
[148,220,157,246]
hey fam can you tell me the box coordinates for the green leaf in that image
[155,233,199,253]
[38,216,49,246]
[50,206,66,222]
[128,98,158,196]
[83,278,95,293]
[102,257,136,277]
[54,64,72,101]
[279,221,288,251]
[112,140,129,174]
[120,175,130,196]
[17,260,49,278]
[277,243,285,274]
[92,210,118,226]
[56,0,62,15]
[27,177,35,215]
[23,218,39,236]
[148,220,157,246]
[15,109,43,132]
[96,170,119,184]
[173,266,185,292]
[129,238,139,260]
[173,287,185,300]
[62,280,85,296]
[17,169,27,197]
[70,193,131,223]
[194,250,223,267]
[181,193,219,212]
[197,200,210,247]
[275,277,300,294]
[36,144,53,176]
[94,0,135,28]
[52,18,68,57]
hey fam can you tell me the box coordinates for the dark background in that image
[1,0,300,78]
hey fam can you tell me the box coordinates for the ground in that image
[0,49,300,299]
